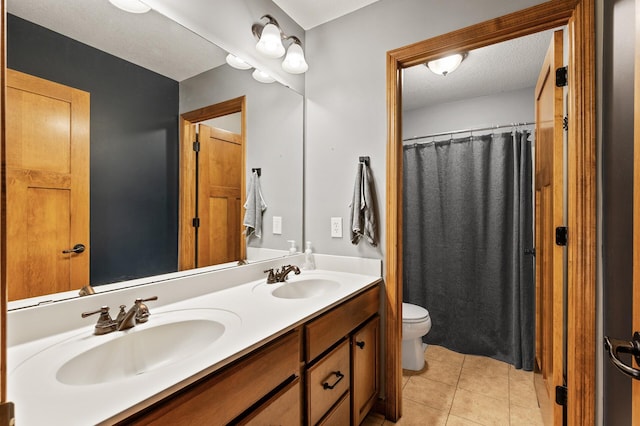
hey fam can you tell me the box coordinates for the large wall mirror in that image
[6,0,303,308]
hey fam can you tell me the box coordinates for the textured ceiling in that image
[8,0,227,82]
[402,30,555,112]
[273,0,382,30]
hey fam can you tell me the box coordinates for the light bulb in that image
[225,54,252,70]
[256,23,285,59]
[426,53,464,76]
[282,43,308,74]
[252,69,276,84]
[108,0,151,13]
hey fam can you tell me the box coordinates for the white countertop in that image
[7,266,381,425]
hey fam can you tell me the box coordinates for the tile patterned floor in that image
[363,345,544,426]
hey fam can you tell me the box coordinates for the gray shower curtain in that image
[403,131,534,370]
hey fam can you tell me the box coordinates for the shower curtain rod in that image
[402,121,535,142]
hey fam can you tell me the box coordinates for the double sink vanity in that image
[7,254,382,425]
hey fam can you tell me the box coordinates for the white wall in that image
[303,0,546,263]
[403,87,535,141]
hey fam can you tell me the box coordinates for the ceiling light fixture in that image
[426,53,467,76]
[252,14,308,74]
[225,54,252,70]
[108,0,151,14]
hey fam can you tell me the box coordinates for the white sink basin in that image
[10,308,241,388]
[57,318,226,386]
[254,276,341,299]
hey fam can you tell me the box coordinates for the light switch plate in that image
[330,217,343,238]
[273,216,282,235]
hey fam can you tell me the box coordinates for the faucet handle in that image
[264,268,276,284]
[81,306,116,335]
[134,296,158,323]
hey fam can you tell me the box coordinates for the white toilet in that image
[402,302,432,371]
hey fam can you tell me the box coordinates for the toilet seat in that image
[403,302,429,323]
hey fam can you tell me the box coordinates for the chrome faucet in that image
[264,265,301,283]
[82,296,158,335]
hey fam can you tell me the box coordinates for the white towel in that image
[350,162,377,246]
[243,171,267,238]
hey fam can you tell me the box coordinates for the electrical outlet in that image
[273,216,282,235]
[330,217,343,238]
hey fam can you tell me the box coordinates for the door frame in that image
[178,96,247,270]
[384,0,596,423]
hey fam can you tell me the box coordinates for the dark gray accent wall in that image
[8,14,179,285]
[602,0,634,423]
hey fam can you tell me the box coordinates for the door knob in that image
[62,243,86,254]
[604,331,640,380]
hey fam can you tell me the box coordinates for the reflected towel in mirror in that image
[350,162,377,246]
[243,171,267,238]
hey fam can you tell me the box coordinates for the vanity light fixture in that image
[282,37,309,74]
[426,53,467,76]
[108,0,151,14]
[252,14,308,74]
[226,54,252,70]
[252,69,276,84]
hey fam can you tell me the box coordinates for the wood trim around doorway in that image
[178,96,247,270]
[384,0,596,423]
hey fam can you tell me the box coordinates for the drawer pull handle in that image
[322,371,345,390]
[356,341,365,349]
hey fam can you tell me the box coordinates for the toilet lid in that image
[403,303,429,322]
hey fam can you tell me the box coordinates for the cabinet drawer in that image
[306,340,350,425]
[125,328,301,425]
[305,285,379,362]
[318,392,350,426]
[240,378,301,425]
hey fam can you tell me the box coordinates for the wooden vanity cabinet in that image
[304,285,380,425]
[122,328,301,426]
[351,315,380,426]
[121,284,380,426]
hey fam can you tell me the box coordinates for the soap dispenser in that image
[302,241,315,270]
[287,240,297,255]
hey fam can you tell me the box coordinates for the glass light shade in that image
[282,43,309,74]
[256,23,285,58]
[225,54,252,70]
[108,0,151,13]
[427,54,464,76]
[252,69,276,84]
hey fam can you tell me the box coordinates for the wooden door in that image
[6,70,89,301]
[351,315,379,426]
[197,124,243,267]
[533,30,564,426]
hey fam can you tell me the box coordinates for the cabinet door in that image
[351,315,380,425]
[240,379,301,425]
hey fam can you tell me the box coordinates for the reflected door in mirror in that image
[196,124,243,267]
[6,70,90,300]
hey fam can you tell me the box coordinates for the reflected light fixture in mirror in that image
[108,0,151,14]
[426,53,467,76]
[252,69,276,83]
[226,54,252,70]
[252,14,308,74]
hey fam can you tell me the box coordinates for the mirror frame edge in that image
[384,0,595,423]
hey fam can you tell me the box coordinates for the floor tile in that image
[403,376,457,412]
[382,398,448,426]
[457,365,509,401]
[462,354,510,377]
[449,388,510,426]
[413,356,463,386]
[425,345,465,368]
[510,403,545,425]
[445,414,484,425]
[509,369,539,409]
[362,411,386,426]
